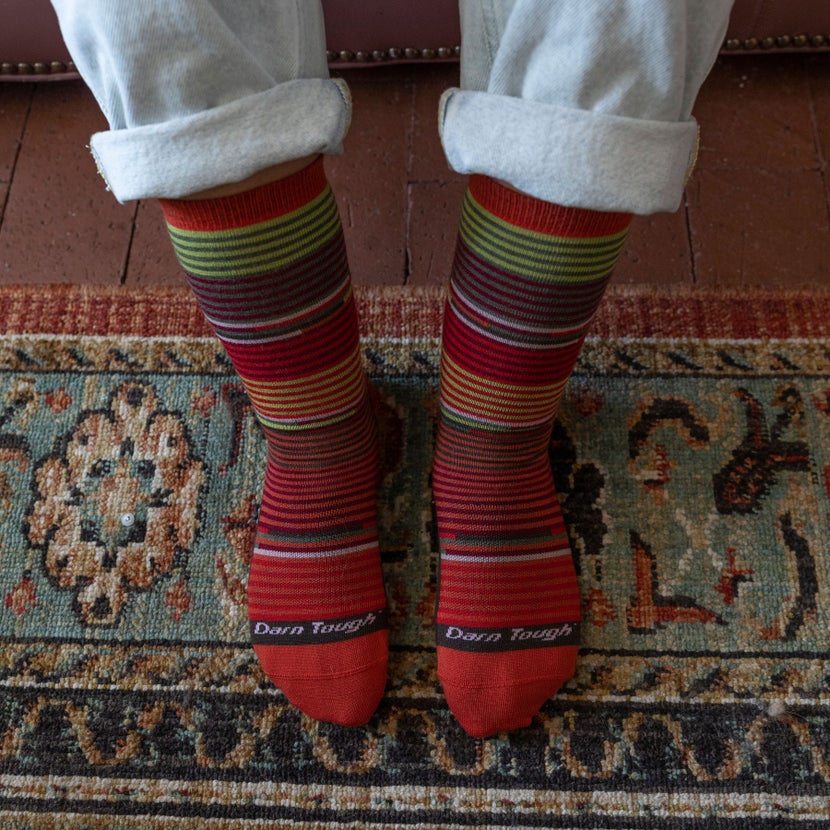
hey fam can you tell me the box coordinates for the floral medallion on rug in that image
[0,285,827,829]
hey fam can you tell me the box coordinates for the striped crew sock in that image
[160,158,387,726]
[433,176,631,737]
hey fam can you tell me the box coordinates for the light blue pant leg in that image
[442,0,734,214]
[50,0,349,202]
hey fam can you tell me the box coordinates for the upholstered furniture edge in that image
[2,0,830,82]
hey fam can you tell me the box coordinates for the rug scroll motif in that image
[0,286,827,829]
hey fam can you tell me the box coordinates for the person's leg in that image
[443,0,733,214]
[160,159,388,727]
[435,0,734,737]
[51,0,387,727]
[51,0,350,200]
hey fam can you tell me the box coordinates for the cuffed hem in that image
[439,88,698,215]
[89,78,352,202]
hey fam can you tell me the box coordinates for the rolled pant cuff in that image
[90,77,351,202]
[439,88,699,215]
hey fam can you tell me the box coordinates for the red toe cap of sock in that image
[437,646,578,738]
[441,674,563,738]
[255,631,388,727]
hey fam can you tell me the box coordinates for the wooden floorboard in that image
[1,54,829,289]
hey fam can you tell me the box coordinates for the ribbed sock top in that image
[159,156,328,231]
[469,175,632,237]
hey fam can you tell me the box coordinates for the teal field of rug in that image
[0,285,827,829]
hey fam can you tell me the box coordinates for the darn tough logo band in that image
[435,621,580,653]
[250,609,388,646]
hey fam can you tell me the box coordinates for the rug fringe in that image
[2,283,830,340]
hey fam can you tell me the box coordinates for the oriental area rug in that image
[0,284,828,830]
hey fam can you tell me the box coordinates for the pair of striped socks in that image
[161,157,630,736]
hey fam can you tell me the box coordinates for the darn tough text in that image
[252,612,381,640]
[442,623,576,644]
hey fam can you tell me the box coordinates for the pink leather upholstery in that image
[2,0,829,82]
[323,0,459,63]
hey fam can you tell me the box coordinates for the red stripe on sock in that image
[160,156,329,231]
[469,175,632,237]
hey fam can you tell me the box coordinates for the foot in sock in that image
[433,176,631,737]
[160,158,387,726]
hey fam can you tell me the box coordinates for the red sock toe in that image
[256,632,388,726]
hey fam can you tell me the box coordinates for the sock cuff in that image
[468,175,631,238]
[159,156,329,231]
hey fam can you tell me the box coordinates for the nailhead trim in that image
[1,60,76,76]
[3,33,829,78]
[326,46,460,63]
[0,47,463,77]
[724,33,828,51]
